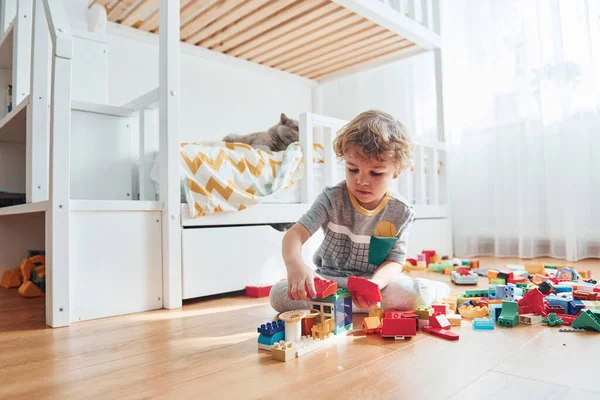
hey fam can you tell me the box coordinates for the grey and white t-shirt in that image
[298,181,415,278]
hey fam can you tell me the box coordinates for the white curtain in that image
[444,0,600,261]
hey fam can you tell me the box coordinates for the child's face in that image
[345,147,399,210]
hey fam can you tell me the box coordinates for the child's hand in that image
[352,294,375,310]
[287,263,321,301]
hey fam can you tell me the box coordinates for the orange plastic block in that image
[362,317,382,334]
[0,267,22,288]
[18,281,44,298]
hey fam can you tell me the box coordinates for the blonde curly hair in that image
[333,109,412,170]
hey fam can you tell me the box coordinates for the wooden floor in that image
[1,257,599,400]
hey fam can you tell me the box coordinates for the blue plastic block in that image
[258,330,285,346]
[544,297,570,313]
[257,320,284,336]
[472,318,495,330]
[553,285,573,294]
[568,300,585,315]
[489,304,503,322]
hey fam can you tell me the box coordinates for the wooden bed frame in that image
[0,0,450,327]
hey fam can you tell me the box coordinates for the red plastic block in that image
[313,278,338,298]
[384,309,402,319]
[422,250,436,265]
[432,304,447,315]
[518,288,545,315]
[406,258,417,266]
[348,276,382,302]
[429,313,451,329]
[545,305,564,315]
[508,275,527,284]
[381,318,417,338]
[471,260,480,269]
[422,326,459,340]
[554,313,578,326]
[574,291,598,301]
[400,312,419,331]
[245,285,272,298]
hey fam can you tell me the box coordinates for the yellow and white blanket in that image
[180,142,321,218]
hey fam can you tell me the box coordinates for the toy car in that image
[451,268,479,285]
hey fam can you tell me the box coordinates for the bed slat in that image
[107,0,139,22]
[267,22,388,69]
[227,2,339,57]
[308,41,414,80]
[180,0,245,40]
[247,10,361,64]
[183,0,271,45]
[197,0,293,48]
[279,27,390,72]
[296,37,407,77]
[121,0,159,27]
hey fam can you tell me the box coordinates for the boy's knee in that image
[269,280,289,312]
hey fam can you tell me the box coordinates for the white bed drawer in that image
[182,225,322,299]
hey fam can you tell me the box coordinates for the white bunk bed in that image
[0,0,450,327]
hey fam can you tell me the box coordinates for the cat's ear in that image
[280,113,289,124]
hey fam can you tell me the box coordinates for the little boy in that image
[270,110,450,312]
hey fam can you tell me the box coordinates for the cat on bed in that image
[222,113,299,232]
[222,113,299,152]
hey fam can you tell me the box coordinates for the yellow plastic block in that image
[18,281,44,298]
[362,317,382,333]
[369,307,385,320]
[447,314,462,326]
[271,341,296,362]
[524,264,544,274]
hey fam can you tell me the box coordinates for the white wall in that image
[318,51,438,141]
[63,0,312,143]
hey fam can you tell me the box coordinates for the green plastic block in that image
[542,312,564,326]
[464,289,489,298]
[462,260,471,266]
[491,278,506,285]
[572,310,600,332]
[415,306,433,320]
[320,288,351,302]
[497,301,519,327]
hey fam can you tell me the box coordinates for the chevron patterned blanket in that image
[180,141,319,218]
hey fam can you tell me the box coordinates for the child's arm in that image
[282,223,321,301]
[370,261,404,289]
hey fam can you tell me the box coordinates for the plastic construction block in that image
[381,317,417,338]
[553,313,577,326]
[428,263,452,273]
[258,330,285,348]
[538,281,553,295]
[571,310,600,332]
[313,278,338,298]
[429,313,451,329]
[348,276,381,302]
[422,326,459,340]
[574,291,598,301]
[472,318,495,330]
[362,317,382,334]
[245,285,272,298]
[568,300,585,316]
[447,314,462,326]
[518,314,543,325]
[257,320,285,336]
[464,289,489,298]
[497,301,519,327]
[518,288,545,315]
[542,313,564,326]
[489,304,503,322]
[415,306,434,320]
[544,296,570,314]
[559,328,586,332]
[431,304,448,315]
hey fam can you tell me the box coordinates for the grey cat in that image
[222,113,299,232]
[222,113,299,152]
